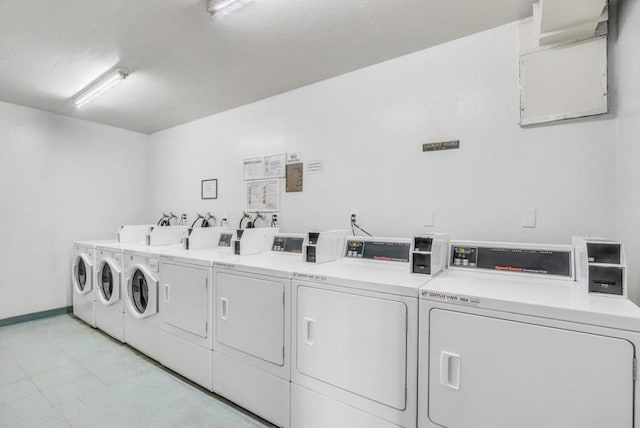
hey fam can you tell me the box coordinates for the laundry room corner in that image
[0,102,152,320]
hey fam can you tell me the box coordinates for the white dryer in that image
[290,236,446,428]
[153,228,236,390]
[210,232,306,428]
[418,241,640,428]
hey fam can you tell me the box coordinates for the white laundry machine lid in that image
[72,253,93,295]
[421,269,640,332]
[96,257,122,305]
[124,264,158,319]
[293,236,435,297]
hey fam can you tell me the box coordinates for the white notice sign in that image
[264,153,286,178]
[287,152,301,164]
[247,179,280,212]
[243,157,264,180]
[307,160,324,174]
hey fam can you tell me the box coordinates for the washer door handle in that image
[164,283,170,303]
[440,351,461,390]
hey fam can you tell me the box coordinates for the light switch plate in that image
[521,209,537,228]
[424,210,435,227]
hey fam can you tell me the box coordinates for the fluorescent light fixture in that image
[72,67,129,108]
[207,0,253,18]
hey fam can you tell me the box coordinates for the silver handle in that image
[221,298,228,320]
[304,317,314,346]
[440,351,461,390]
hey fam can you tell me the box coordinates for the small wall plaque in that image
[422,140,460,152]
[201,179,218,199]
[286,163,303,192]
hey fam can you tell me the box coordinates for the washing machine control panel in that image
[451,246,478,268]
[218,233,233,247]
[345,239,410,262]
[272,236,304,253]
[450,244,573,277]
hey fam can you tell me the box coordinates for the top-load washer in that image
[122,226,189,361]
[209,231,304,428]
[290,234,449,428]
[152,228,236,390]
[418,241,640,428]
[94,225,154,342]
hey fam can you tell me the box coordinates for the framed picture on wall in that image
[201,179,218,199]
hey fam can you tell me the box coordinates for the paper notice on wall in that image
[264,153,286,178]
[244,153,286,180]
[247,179,280,212]
[243,157,264,180]
[307,160,324,174]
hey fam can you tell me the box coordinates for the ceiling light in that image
[207,0,253,19]
[72,67,130,108]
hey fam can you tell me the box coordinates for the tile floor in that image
[0,315,271,427]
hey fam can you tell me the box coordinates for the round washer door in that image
[96,258,121,305]
[72,254,93,295]
[125,264,158,319]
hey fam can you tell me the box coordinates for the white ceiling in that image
[0,0,534,134]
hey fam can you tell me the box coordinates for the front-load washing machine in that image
[123,247,163,360]
[418,241,640,428]
[209,232,306,428]
[121,225,188,360]
[72,225,155,328]
[152,228,236,390]
[93,225,154,342]
[94,245,125,341]
[72,241,102,327]
[290,234,448,428]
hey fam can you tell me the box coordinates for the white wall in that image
[0,102,150,319]
[2,11,634,320]
[616,0,640,304]
[150,22,617,245]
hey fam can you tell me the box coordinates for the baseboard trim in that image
[0,306,72,327]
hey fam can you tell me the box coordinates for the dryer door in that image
[216,271,285,365]
[296,285,408,410]
[125,265,158,319]
[96,258,121,305]
[160,263,209,338]
[72,254,93,295]
[427,309,634,428]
